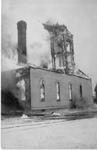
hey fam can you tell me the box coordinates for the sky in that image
[1,0,97,90]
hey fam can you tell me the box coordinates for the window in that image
[56,57,60,68]
[80,85,83,98]
[66,42,71,52]
[56,82,60,101]
[16,79,26,101]
[40,80,45,101]
[68,83,72,100]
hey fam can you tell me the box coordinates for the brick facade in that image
[29,67,93,110]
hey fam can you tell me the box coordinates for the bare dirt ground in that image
[1,115,97,149]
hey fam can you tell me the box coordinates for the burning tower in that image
[43,23,75,74]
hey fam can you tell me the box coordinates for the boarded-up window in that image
[56,82,60,101]
[69,83,72,100]
[40,80,45,101]
[80,85,83,97]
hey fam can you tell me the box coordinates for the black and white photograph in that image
[1,0,97,149]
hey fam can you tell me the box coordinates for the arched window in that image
[16,79,26,101]
[56,82,60,101]
[80,85,83,98]
[66,41,71,52]
[68,83,72,100]
[40,80,45,101]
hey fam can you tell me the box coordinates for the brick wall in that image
[30,68,93,110]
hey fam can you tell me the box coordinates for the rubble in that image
[21,114,29,119]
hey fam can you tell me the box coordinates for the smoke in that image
[1,14,52,96]
[45,18,59,25]
[1,13,18,71]
[28,40,51,67]
[1,15,52,109]
[27,19,58,67]
[1,13,52,70]
[1,70,16,91]
[1,14,19,104]
[1,55,18,71]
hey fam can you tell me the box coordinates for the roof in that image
[3,63,90,80]
[28,64,91,80]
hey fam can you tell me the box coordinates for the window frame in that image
[40,79,45,102]
[79,84,83,98]
[56,81,60,101]
[68,83,72,100]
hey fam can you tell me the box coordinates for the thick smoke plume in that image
[1,13,18,71]
[1,14,52,70]
[28,41,51,67]
[1,14,52,104]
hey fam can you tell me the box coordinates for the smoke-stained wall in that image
[1,65,93,114]
[1,66,31,113]
[30,67,93,110]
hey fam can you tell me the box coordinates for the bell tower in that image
[43,23,75,74]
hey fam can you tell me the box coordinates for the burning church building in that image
[1,20,93,114]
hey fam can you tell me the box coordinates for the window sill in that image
[57,99,60,102]
[41,98,45,102]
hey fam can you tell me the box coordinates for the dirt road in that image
[1,116,97,149]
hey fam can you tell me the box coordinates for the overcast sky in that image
[2,0,97,89]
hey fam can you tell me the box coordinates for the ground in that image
[1,115,97,149]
